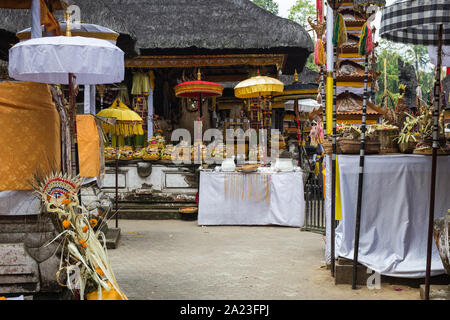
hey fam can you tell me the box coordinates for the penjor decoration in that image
[33,172,127,300]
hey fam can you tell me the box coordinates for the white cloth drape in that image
[428,45,450,67]
[325,154,450,278]
[198,171,305,227]
[147,88,154,140]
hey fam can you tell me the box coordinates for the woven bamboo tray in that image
[339,138,380,154]
[376,128,399,154]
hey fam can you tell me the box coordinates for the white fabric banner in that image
[198,171,305,227]
[326,154,450,278]
[428,45,450,67]
[147,88,154,140]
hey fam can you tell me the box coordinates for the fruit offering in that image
[104,146,116,160]
[133,148,145,159]
[143,146,160,161]
[161,144,174,161]
[213,143,227,160]
[119,146,133,160]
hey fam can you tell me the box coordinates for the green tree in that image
[251,0,279,15]
[288,0,316,29]
[288,0,317,71]
[375,39,434,107]
[375,39,402,106]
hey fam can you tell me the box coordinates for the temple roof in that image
[0,0,313,73]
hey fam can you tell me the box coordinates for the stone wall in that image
[398,58,418,111]
[0,215,62,297]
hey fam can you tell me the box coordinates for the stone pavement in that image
[107,220,420,300]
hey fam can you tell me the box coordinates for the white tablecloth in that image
[325,154,450,278]
[198,171,305,227]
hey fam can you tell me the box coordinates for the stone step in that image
[334,257,450,287]
[117,202,197,209]
[111,210,185,220]
[0,232,55,244]
[419,284,450,300]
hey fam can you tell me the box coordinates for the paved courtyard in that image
[107,220,419,300]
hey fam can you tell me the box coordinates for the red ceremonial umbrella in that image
[174,70,223,163]
[174,69,223,119]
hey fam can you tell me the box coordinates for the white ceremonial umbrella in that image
[284,99,319,113]
[8,35,124,178]
[9,36,124,85]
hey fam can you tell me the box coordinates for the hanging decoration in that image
[358,22,374,56]
[332,13,347,46]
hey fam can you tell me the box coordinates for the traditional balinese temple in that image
[0,0,314,298]
[0,0,313,136]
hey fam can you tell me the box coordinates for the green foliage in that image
[375,39,401,105]
[375,39,434,106]
[288,0,316,29]
[251,0,279,15]
[306,53,319,72]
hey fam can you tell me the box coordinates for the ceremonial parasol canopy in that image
[380,0,450,46]
[284,99,320,113]
[234,72,284,99]
[174,70,224,99]
[174,70,223,118]
[8,36,124,85]
[16,23,120,44]
[97,98,144,137]
[272,77,318,102]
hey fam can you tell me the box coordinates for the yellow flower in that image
[82,225,89,233]
[79,240,87,248]
[96,268,105,277]
[89,219,98,228]
[62,220,71,229]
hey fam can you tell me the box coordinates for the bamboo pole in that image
[424,23,443,301]
[352,53,369,289]
[321,66,327,138]
[325,1,336,277]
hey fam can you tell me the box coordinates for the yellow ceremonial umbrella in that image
[234,71,284,165]
[97,98,144,138]
[234,73,284,99]
[97,98,144,229]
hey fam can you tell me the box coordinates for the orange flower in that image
[79,240,87,248]
[89,219,98,228]
[62,220,71,229]
[82,225,89,233]
[0,296,6,300]
[96,268,105,277]
[62,198,71,205]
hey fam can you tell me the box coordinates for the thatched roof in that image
[0,0,313,72]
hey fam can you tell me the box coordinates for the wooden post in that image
[352,53,369,289]
[424,23,443,301]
